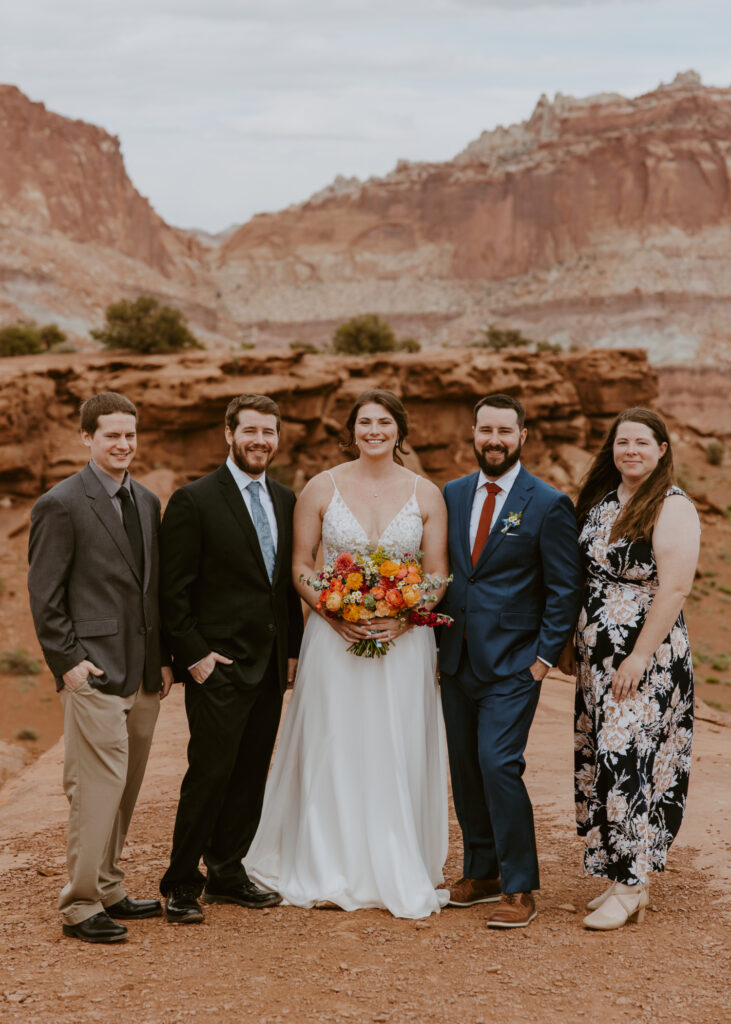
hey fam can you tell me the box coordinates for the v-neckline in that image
[330,485,416,549]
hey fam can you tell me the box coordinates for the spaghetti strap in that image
[412,475,419,496]
[325,469,338,491]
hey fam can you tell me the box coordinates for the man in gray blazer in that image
[28,392,173,944]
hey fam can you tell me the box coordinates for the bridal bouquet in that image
[302,547,453,658]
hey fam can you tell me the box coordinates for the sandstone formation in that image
[218,71,731,365]
[1,73,729,364]
[0,347,656,499]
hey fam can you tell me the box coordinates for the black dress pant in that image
[160,648,283,896]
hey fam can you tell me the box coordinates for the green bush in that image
[705,440,724,466]
[91,295,202,354]
[535,340,562,353]
[290,341,319,353]
[0,648,43,675]
[398,337,421,353]
[474,324,534,351]
[332,314,398,355]
[0,320,67,357]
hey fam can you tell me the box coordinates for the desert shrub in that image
[91,295,202,354]
[0,320,68,357]
[16,727,39,741]
[705,440,724,466]
[332,314,397,355]
[535,340,562,353]
[398,337,421,353]
[0,648,43,675]
[474,324,534,351]
[290,341,319,353]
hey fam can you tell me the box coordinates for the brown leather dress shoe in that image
[487,892,536,928]
[447,876,502,907]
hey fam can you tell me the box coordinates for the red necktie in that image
[471,482,502,566]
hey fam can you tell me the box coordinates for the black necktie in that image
[117,487,144,577]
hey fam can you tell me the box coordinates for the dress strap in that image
[412,475,419,496]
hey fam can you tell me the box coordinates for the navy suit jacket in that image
[440,466,582,681]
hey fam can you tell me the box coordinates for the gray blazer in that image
[28,463,166,696]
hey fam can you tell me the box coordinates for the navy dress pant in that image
[440,641,541,894]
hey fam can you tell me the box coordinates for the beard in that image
[474,439,522,478]
[231,438,276,476]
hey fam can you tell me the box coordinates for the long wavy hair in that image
[341,389,409,466]
[576,408,675,544]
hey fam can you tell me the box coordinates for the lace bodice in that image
[321,473,424,560]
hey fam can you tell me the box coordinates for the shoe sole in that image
[62,926,127,943]
[201,893,282,909]
[447,895,502,907]
[487,910,537,929]
[107,908,164,920]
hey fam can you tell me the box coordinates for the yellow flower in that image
[379,560,401,579]
[326,592,343,612]
[345,572,364,592]
[401,584,421,607]
[342,604,361,623]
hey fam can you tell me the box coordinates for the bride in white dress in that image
[245,390,450,918]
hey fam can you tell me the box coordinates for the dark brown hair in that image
[225,394,281,433]
[576,408,674,543]
[473,393,526,430]
[80,392,137,435]
[342,389,409,466]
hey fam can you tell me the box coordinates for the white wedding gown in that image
[245,476,449,918]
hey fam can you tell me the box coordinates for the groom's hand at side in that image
[190,651,233,685]
[528,659,550,683]
[286,658,298,689]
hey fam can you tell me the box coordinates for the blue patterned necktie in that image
[248,480,276,582]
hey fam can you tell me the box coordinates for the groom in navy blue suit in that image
[440,394,582,928]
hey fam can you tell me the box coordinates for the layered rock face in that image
[217,71,731,364]
[0,348,656,498]
[1,73,728,364]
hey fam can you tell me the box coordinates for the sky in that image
[2,0,730,231]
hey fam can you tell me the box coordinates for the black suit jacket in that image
[160,463,304,692]
[28,464,166,696]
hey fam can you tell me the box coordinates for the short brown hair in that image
[342,389,409,466]
[80,392,137,435]
[473,393,526,430]
[225,394,281,433]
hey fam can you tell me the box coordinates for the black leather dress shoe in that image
[202,878,282,909]
[106,896,163,919]
[62,911,128,944]
[165,887,205,924]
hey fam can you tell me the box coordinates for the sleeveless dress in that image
[244,474,449,918]
[574,487,695,885]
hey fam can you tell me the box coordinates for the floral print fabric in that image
[574,488,694,885]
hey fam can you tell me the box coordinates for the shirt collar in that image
[89,459,131,497]
[226,455,267,493]
[477,460,522,493]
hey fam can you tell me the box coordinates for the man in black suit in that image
[159,394,304,923]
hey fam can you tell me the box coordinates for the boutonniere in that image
[501,511,523,534]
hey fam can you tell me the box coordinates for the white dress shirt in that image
[226,456,278,548]
[468,460,522,550]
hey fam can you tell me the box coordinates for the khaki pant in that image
[59,680,160,925]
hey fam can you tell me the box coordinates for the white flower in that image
[655,643,672,669]
[599,721,631,754]
[606,792,628,822]
[670,627,688,658]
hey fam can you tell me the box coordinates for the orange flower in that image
[401,584,421,607]
[371,586,386,600]
[396,566,409,580]
[375,599,393,617]
[342,604,361,622]
[333,552,356,574]
[326,592,343,612]
[330,579,344,593]
[379,560,401,579]
[359,606,375,620]
[386,589,404,609]
[405,568,421,584]
[345,572,364,592]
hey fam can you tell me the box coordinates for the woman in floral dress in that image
[563,408,700,931]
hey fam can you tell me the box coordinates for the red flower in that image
[333,552,356,574]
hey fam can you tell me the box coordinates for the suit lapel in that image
[474,466,535,570]
[131,480,153,590]
[217,464,270,582]
[82,464,142,583]
[267,479,286,585]
[454,472,479,575]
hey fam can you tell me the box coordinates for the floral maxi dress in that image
[574,488,694,885]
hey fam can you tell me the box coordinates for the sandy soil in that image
[0,676,729,1024]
